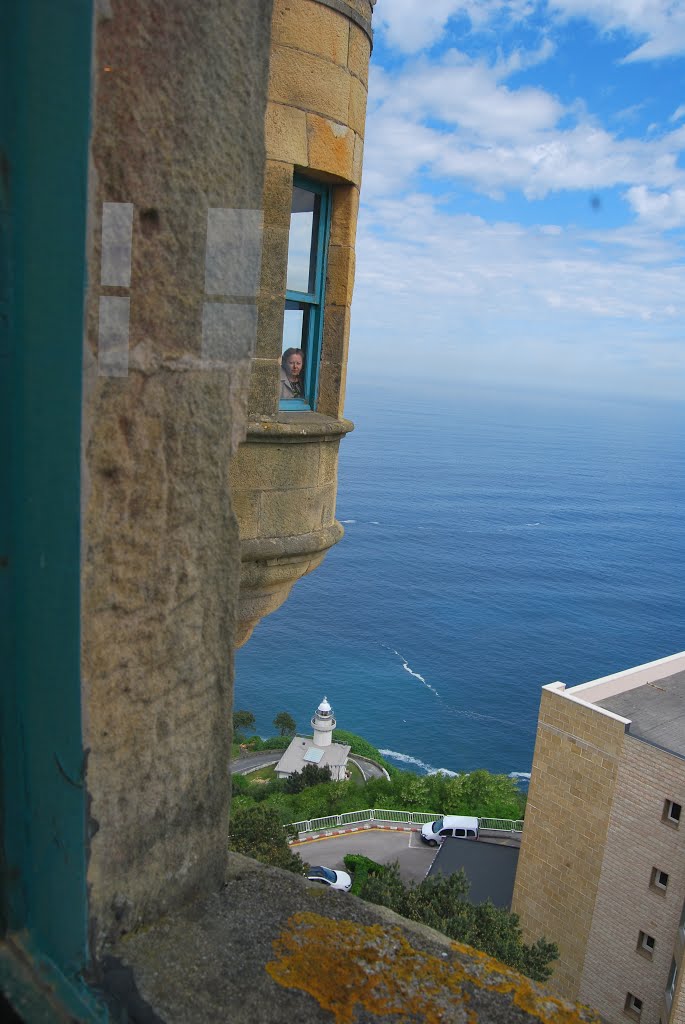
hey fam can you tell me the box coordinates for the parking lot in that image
[295,827,437,884]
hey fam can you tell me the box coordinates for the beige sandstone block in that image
[325,244,355,306]
[262,159,295,229]
[321,303,350,364]
[306,114,355,180]
[271,0,349,66]
[230,490,261,540]
[259,224,289,295]
[269,45,350,124]
[330,185,359,246]
[344,0,373,20]
[258,485,326,537]
[348,75,368,136]
[352,132,364,186]
[232,440,320,491]
[347,23,371,86]
[255,294,285,359]
[317,438,341,484]
[247,358,280,418]
[320,480,338,525]
[316,360,344,418]
[265,103,308,168]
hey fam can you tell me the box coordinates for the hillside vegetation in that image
[232,730,525,824]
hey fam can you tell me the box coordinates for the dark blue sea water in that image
[235,384,685,780]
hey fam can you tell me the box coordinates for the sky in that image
[348,0,685,401]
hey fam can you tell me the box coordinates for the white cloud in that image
[374,0,685,62]
[350,193,685,398]
[550,0,685,62]
[363,53,685,199]
[626,185,685,228]
[372,0,521,55]
[671,104,685,122]
[388,51,563,142]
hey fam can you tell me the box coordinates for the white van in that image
[420,815,479,846]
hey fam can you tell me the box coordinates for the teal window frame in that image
[1,2,105,1019]
[280,175,331,411]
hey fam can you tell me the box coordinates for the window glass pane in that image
[281,301,307,401]
[286,186,319,293]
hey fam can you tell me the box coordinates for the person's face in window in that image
[284,352,303,380]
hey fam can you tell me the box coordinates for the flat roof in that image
[275,736,350,775]
[595,670,685,758]
[427,840,519,909]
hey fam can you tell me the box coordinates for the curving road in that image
[232,751,282,775]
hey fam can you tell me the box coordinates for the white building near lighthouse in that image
[275,697,350,782]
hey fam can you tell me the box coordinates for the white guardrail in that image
[285,809,524,836]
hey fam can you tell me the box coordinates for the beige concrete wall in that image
[512,685,627,1000]
[579,736,685,1024]
[669,939,685,1024]
[82,0,273,951]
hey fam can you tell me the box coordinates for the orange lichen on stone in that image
[267,913,603,1024]
[450,941,604,1024]
[266,911,473,1023]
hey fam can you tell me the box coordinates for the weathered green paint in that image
[0,0,102,1016]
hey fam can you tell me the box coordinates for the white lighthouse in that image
[311,696,335,748]
[275,694,350,782]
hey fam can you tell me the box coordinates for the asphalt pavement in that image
[233,751,282,774]
[294,827,437,884]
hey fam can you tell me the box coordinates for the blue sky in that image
[348,0,685,400]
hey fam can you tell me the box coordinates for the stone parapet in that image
[230,415,354,646]
[102,853,603,1024]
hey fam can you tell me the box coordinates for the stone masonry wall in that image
[512,686,626,1000]
[230,0,373,644]
[81,0,273,951]
[251,0,371,417]
[579,735,685,1024]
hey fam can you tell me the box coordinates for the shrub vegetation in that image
[228,805,305,875]
[344,857,557,983]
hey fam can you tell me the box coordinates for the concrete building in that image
[275,696,350,780]
[513,653,685,1024]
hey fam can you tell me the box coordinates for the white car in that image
[420,815,479,847]
[307,866,352,891]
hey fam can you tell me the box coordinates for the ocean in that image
[234,383,685,779]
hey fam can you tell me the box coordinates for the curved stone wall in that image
[232,0,374,645]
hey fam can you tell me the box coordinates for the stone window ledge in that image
[241,523,344,563]
[246,413,354,443]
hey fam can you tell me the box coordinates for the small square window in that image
[637,931,655,957]
[624,993,643,1019]
[663,800,682,826]
[650,867,669,891]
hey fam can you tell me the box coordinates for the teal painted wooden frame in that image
[1,1,105,1019]
[280,175,331,411]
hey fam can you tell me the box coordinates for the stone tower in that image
[230,0,376,646]
[311,696,336,747]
